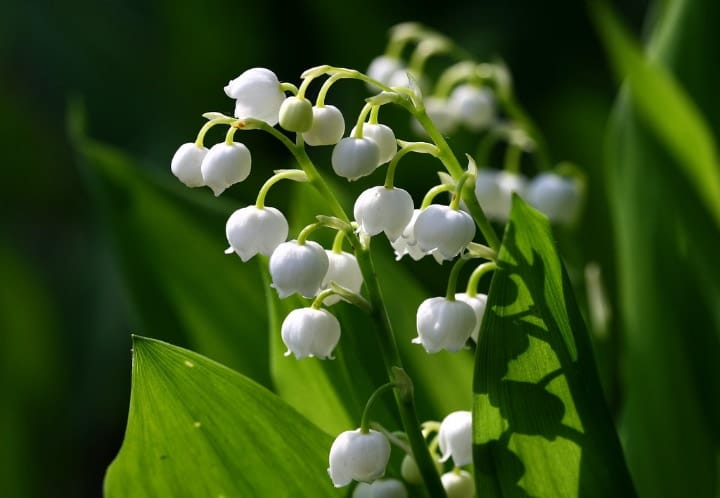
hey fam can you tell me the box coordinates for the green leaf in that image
[590,0,720,227]
[472,196,636,497]
[105,336,342,498]
[70,107,271,385]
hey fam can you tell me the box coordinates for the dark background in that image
[0,1,647,496]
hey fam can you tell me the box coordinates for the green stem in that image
[194,117,235,147]
[385,142,439,189]
[466,262,497,297]
[449,173,472,210]
[503,143,523,174]
[297,222,323,244]
[255,170,308,209]
[354,245,447,497]
[421,184,454,209]
[360,382,396,433]
[331,230,346,253]
[445,257,469,300]
[353,103,375,138]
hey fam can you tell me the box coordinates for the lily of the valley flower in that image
[269,240,329,298]
[353,478,408,498]
[413,297,476,353]
[201,142,251,196]
[526,172,581,225]
[448,84,496,131]
[224,67,285,125]
[350,123,397,165]
[366,55,406,88]
[438,410,473,467]
[441,469,475,498]
[328,429,391,487]
[391,209,428,261]
[281,307,341,360]
[414,205,475,262]
[331,137,381,180]
[171,143,208,188]
[474,169,528,222]
[279,96,314,132]
[321,251,364,306]
[225,206,288,261]
[454,292,488,343]
[303,105,346,146]
[354,186,414,241]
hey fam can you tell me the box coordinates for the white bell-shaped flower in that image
[412,97,458,137]
[328,429,391,487]
[281,307,341,360]
[201,142,251,196]
[449,84,496,131]
[438,411,473,467]
[303,105,345,146]
[474,170,528,222]
[225,206,288,261]
[526,172,581,225]
[441,470,475,498]
[331,137,381,181]
[367,55,406,87]
[269,240,329,298]
[353,478,408,498]
[414,297,476,353]
[279,96,314,132]
[354,186,414,241]
[351,123,397,165]
[454,293,488,343]
[414,205,475,262]
[321,251,364,306]
[171,143,208,188]
[224,67,285,125]
[391,209,429,261]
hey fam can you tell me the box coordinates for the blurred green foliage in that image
[6,0,720,497]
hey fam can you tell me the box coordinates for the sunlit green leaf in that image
[473,196,636,497]
[104,336,342,498]
[591,0,720,227]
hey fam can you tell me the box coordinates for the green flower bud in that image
[279,96,314,132]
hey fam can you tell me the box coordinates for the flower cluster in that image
[170,22,583,497]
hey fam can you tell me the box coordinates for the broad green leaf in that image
[591,0,720,227]
[473,196,636,497]
[105,336,342,498]
[70,108,271,385]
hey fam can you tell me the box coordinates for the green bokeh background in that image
[2,1,699,497]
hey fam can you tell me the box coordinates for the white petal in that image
[269,240,329,298]
[331,137,380,180]
[303,105,345,146]
[438,411,473,467]
[225,206,288,262]
[201,142,251,196]
[171,143,208,188]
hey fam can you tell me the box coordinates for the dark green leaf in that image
[104,336,342,498]
[473,196,635,497]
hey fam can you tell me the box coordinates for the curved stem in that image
[385,142,439,189]
[445,257,469,300]
[449,173,472,210]
[331,230,346,253]
[360,382,396,433]
[353,103,375,138]
[421,184,454,209]
[194,117,235,147]
[255,170,308,209]
[466,262,497,297]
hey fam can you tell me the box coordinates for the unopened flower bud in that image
[303,105,345,146]
[281,307,341,360]
[354,186,414,241]
[526,172,581,225]
[279,96,314,132]
[171,143,208,188]
[413,297,476,353]
[442,470,475,498]
[225,206,288,261]
[201,142,251,196]
[414,205,475,262]
[351,123,397,165]
[321,251,363,306]
[353,478,408,498]
[332,137,381,180]
[269,240,329,298]
[438,411,472,466]
[328,429,391,487]
[454,293,488,342]
[224,67,285,125]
